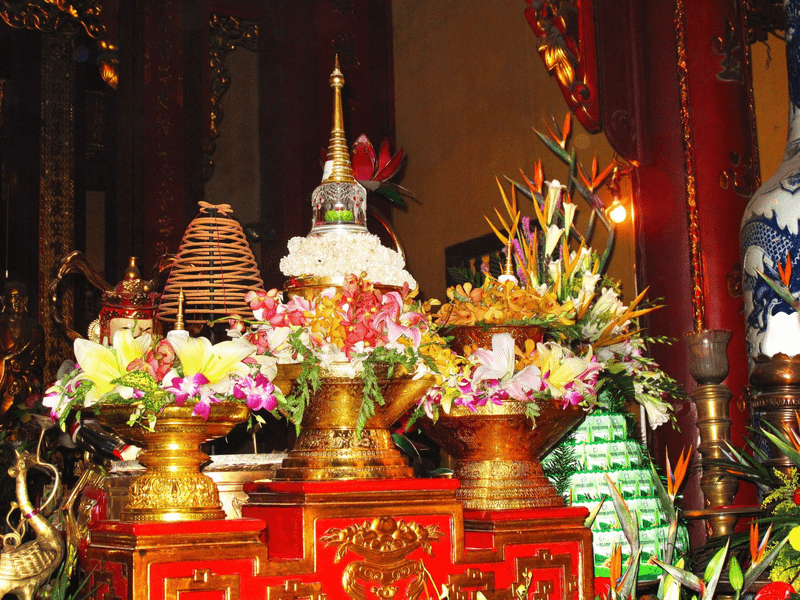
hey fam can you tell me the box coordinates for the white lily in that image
[563,201,577,237]
[167,336,255,384]
[73,329,151,406]
[533,342,593,398]
[637,389,672,429]
[249,353,278,381]
[544,223,565,256]
[470,333,516,385]
[544,180,564,226]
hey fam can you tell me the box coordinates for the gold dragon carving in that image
[321,517,442,600]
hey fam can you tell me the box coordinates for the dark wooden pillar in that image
[594,0,758,542]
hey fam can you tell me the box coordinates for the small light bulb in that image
[608,199,627,224]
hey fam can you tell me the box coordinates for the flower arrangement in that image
[240,274,449,432]
[42,329,278,430]
[279,234,417,289]
[421,120,681,427]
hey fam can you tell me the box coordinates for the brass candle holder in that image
[684,329,739,537]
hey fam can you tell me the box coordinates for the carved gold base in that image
[454,458,561,510]
[274,363,434,481]
[421,401,584,510]
[95,403,249,522]
[274,427,413,480]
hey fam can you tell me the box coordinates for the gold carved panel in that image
[164,569,240,600]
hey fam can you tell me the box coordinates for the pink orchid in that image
[165,372,210,405]
[233,373,277,412]
[191,388,223,420]
[560,386,584,408]
[245,289,281,321]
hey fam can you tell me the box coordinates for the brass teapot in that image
[48,251,174,344]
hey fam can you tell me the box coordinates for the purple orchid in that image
[191,388,222,420]
[233,374,277,412]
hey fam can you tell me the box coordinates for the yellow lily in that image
[73,330,151,406]
[167,336,255,384]
[532,342,592,397]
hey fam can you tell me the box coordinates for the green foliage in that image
[597,370,635,412]
[524,401,541,423]
[542,442,578,498]
[110,371,174,415]
[358,359,384,434]
[57,380,91,429]
[447,266,485,288]
[283,359,320,435]
[280,345,422,438]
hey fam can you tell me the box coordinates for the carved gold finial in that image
[323,56,356,184]
[175,289,185,331]
[504,239,514,276]
[498,238,518,285]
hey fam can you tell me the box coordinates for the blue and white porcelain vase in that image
[741,0,800,363]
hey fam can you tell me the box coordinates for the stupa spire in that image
[308,57,368,236]
[323,56,357,184]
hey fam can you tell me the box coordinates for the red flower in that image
[144,339,176,383]
[755,582,795,600]
[246,330,270,355]
[351,134,404,183]
[245,289,280,321]
[228,315,246,333]
[349,135,415,207]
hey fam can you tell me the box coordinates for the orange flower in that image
[779,252,793,287]
[666,447,690,500]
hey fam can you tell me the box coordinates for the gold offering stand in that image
[81,60,594,600]
[83,357,595,600]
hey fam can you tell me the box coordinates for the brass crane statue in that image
[0,438,65,600]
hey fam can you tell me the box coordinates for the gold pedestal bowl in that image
[420,400,584,510]
[95,402,249,522]
[274,362,435,481]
